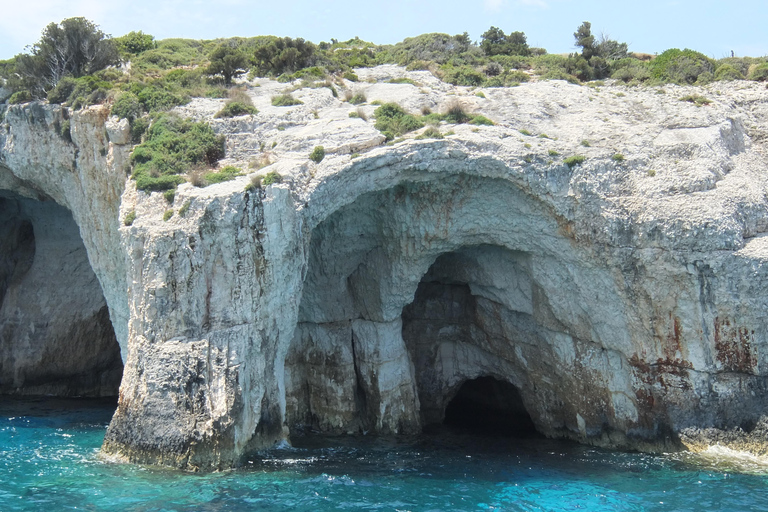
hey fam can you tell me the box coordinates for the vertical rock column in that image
[103,185,305,469]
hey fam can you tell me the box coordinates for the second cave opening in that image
[443,376,539,437]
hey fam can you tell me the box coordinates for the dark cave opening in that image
[443,376,539,437]
[0,192,123,397]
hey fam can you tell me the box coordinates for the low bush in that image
[679,94,711,106]
[309,145,325,163]
[564,155,586,168]
[469,115,494,126]
[9,90,32,104]
[387,77,418,85]
[349,92,366,104]
[271,94,303,106]
[130,112,225,191]
[163,209,174,221]
[263,170,282,186]
[748,63,768,81]
[651,48,714,85]
[440,65,486,86]
[714,64,744,81]
[59,120,72,142]
[416,126,443,139]
[373,102,424,140]
[612,153,625,162]
[178,200,191,217]
[203,165,242,185]
[215,101,257,118]
[123,210,136,226]
[163,189,175,203]
[111,92,143,121]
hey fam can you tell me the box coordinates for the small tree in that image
[480,27,530,57]
[14,17,118,97]
[116,31,156,55]
[206,44,249,85]
[253,37,316,76]
[573,21,596,60]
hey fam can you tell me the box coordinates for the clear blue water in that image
[2,398,768,511]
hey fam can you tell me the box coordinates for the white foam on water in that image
[678,445,768,475]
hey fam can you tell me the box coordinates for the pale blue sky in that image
[1,0,766,61]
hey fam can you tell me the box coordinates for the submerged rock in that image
[2,69,768,468]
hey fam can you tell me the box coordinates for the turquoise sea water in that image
[1,398,768,511]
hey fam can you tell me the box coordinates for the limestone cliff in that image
[2,66,768,469]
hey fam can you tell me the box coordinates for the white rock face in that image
[3,69,768,468]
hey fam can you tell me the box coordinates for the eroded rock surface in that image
[3,69,768,468]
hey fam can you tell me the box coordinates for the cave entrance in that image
[402,245,546,437]
[0,192,123,397]
[443,376,539,437]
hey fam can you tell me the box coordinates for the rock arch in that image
[0,191,122,396]
[286,172,648,447]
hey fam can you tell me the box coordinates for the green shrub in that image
[9,90,32,104]
[111,92,143,121]
[163,189,175,203]
[548,149,560,156]
[349,92,366,104]
[116,31,156,55]
[441,65,486,86]
[505,70,530,83]
[519,129,532,136]
[124,210,136,226]
[580,139,590,147]
[480,27,530,57]
[271,94,303,106]
[263,170,282,186]
[130,117,150,143]
[46,77,78,104]
[388,77,418,85]
[469,115,494,126]
[130,112,225,191]
[343,71,359,81]
[178,200,191,217]
[373,102,424,140]
[416,126,443,139]
[612,153,625,162]
[610,58,652,83]
[134,81,190,112]
[384,32,474,66]
[59,120,72,142]
[215,101,258,118]
[680,94,711,106]
[204,165,242,185]
[564,155,586,168]
[309,146,325,163]
[748,63,768,81]
[163,209,173,221]
[714,64,744,81]
[651,48,715,84]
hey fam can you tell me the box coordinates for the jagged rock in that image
[106,116,131,145]
[2,69,768,469]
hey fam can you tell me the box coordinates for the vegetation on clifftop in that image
[1,17,766,196]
